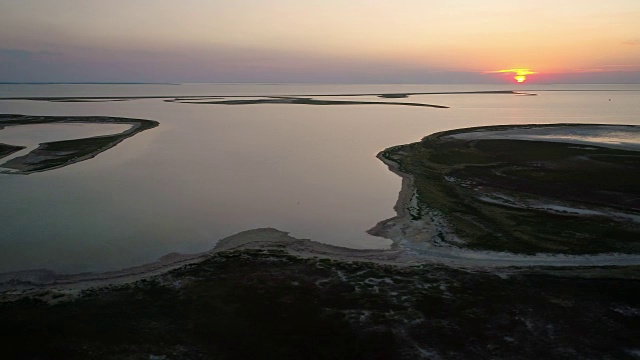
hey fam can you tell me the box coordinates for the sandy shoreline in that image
[0,228,419,297]
[366,150,442,245]
[4,223,639,296]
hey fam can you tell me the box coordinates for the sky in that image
[1,0,639,83]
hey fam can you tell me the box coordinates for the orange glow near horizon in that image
[514,75,527,83]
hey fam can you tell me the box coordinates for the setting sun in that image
[488,68,536,83]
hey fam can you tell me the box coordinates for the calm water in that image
[0,84,638,273]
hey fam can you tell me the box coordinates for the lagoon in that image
[0,84,638,273]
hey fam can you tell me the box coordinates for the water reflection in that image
[0,84,639,274]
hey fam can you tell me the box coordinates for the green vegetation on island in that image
[1,245,638,359]
[0,114,159,174]
[381,124,640,254]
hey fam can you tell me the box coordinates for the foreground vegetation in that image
[1,248,638,359]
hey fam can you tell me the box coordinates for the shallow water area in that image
[0,84,639,274]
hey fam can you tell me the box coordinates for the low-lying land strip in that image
[1,228,638,359]
[0,89,531,102]
[165,96,449,108]
[0,90,535,109]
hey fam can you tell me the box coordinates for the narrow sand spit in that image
[0,228,418,296]
[3,221,640,296]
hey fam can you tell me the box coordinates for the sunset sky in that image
[1,0,639,83]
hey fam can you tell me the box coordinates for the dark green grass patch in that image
[385,125,640,254]
[1,251,637,359]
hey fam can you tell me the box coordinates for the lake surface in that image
[0,84,638,273]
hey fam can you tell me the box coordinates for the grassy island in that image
[379,124,640,255]
[0,114,159,174]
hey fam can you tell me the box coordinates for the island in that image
[165,96,449,108]
[0,90,536,109]
[0,114,159,174]
[373,124,640,255]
